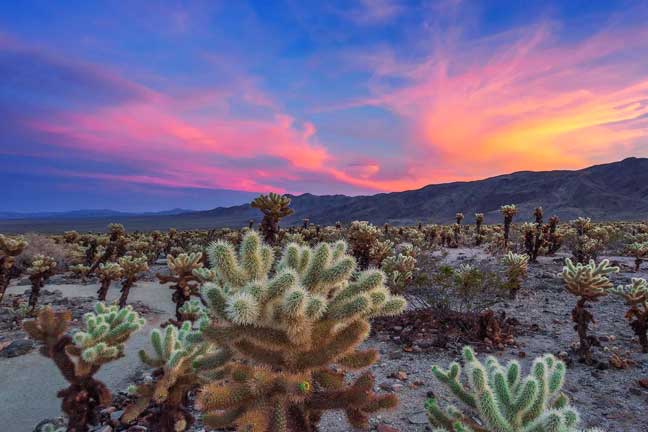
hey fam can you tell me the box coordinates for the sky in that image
[1,0,648,212]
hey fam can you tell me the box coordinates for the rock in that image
[391,383,404,392]
[109,410,124,425]
[407,411,428,424]
[638,378,648,389]
[0,339,35,358]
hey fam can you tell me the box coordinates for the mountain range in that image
[1,157,647,233]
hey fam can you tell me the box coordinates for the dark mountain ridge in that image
[1,157,647,233]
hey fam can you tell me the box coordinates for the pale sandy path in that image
[0,281,174,432]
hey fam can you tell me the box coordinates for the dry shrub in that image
[15,233,70,271]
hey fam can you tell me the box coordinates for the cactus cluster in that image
[427,346,601,432]
[96,261,123,300]
[500,204,518,247]
[382,243,418,294]
[123,320,210,431]
[195,231,406,431]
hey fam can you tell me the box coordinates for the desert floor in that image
[2,249,648,432]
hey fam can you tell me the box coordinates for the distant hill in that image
[0,208,192,220]
[2,157,647,233]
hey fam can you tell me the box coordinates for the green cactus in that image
[427,346,602,432]
[609,278,648,352]
[501,252,529,299]
[26,254,57,311]
[157,252,204,322]
[196,230,406,431]
[560,259,619,364]
[122,321,210,431]
[117,255,149,308]
[24,303,144,431]
[0,234,28,303]
[96,262,123,301]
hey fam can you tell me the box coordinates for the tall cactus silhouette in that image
[250,192,294,244]
[426,346,602,432]
[196,231,406,431]
[500,204,518,247]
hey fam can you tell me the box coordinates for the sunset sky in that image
[2,0,648,212]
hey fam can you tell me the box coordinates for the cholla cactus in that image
[96,262,123,301]
[158,252,204,321]
[123,321,209,431]
[475,213,484,245]
[196,231,406,431]
[89,223,128,274]
[27,254,57,310]
[560,259,619,363]
[70,263,90,282]
[625,242,648,272]
[426,346,601,432]
[250,192,294,244]
[501,252,529,299]
[609,278,648,352]
[177,298,209,324]
[500,204,517,247]
[63,230,80,243]
[192,267,217,283]
[382,248,418,294]
[24,303,144,431]
[117,255,149,308]
[455,213,464,225]
[347,220,394,268]
[0,234,28,303]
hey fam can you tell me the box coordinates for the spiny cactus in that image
[501,252,529,299]
[382,247,418,294]
[117,255,149,308]
[70,263,91,282]
[27,254,57,311]
[96,262,123,301]
[123,321,209,431]
[426,346,601,432]
[89,223,128,274]
[24,303,144,431]
[609,278,648,352]
[196,231,406,431]
[177,298,209,324]
[560,259,619,363]
[250,192,294,244]
[475,213,485,246]
[625,241,648,272]
[500,204,517,247]
[158,252,204,321]
[0,234,28,303]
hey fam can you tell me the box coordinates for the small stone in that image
[407,411,428,424]
[110,410,124,425]
[0,339,35,358]
[393,326,403,331]
[638,378,648,389]
[391,383,404,392]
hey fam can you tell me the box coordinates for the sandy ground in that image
[1,252,648,432]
